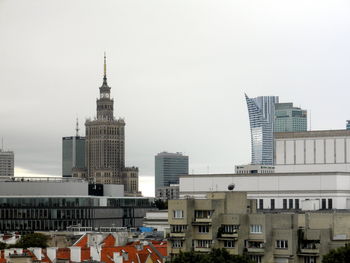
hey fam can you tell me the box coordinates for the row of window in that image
[172,210,213,219]
[258,198,333,210]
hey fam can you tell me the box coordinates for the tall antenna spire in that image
[75,118,79,136]
[104,52,107,77]
[102,52,108,85]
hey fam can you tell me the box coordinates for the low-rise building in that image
[0,177,154,233]
[179,172,350,210]
[168,191,350,263]
[155,184,179,200]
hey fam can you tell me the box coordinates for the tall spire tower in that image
[96,53,114,121]
[85,54,127,186]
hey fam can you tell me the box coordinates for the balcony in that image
[169,232,186,238]
[218,233,238,239]
[247,247,265,254]
[300,248,319,254]
[194,247,212,253]
[193,218,212,223]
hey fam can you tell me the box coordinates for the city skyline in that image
[2,1,350,197]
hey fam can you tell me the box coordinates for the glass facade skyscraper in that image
[274,103,307,132]
[245,94,279,165]
[62,136,85,177]
[155,152,188,191]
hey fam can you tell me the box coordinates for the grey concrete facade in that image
[0,150,14,177]
[168,192,350,263]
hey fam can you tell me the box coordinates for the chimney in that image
[46,247,57,263]
[90,247,101,261]
[28,248,42,260]
[70,247,81,262]
[113,252,123,263]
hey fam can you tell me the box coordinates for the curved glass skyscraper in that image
[245,94,279,165]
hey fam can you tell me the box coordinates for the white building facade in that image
[274,130,350,173]
[179,172,350,210]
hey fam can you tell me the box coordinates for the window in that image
[173,210,183,219]
[249,255,262,263]
[270,199,275,210]
[289,199,293,209]
[224,240,235,248]
[321,199,326,209]
[171,225,187,233]
[283,199,287,209]
[276,240,288,249]
[295,199,300,210]
[195,210,212,219]
[250,224,262,233]
[304,256,316,263]
[328,199,333,209]
[172,240,183,248]
[259,199,264,209]
[198,225,209,233]
[195,240,212,248]
[222,225,239,233]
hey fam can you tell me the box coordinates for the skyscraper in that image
[155,152,188,192]
[245,94,279,165]
[62,120,85,177]
[84,55,139,195]
[274,103,307,132]
[0,149,14,177]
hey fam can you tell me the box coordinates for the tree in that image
[172,248,253,263]
[0,242,7,250]
[14,233,50,248]
[322,244,350,263]
[154,199,168,210]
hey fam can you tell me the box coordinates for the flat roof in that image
[180,171,350,178]
[274,129,350,139]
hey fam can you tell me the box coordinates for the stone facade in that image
[84,55,138,194]
[168,191,350,263]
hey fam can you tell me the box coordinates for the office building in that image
[0,177,153,233]
[235,164,275,174]
[62,135,85,177]
[155,152,188,195]
[84,55,139,195]
[274,129,350,173]
[179,171,350,210]
[274,103,307,132]
[245,94,279,165]
[155,184,179,200]
[168,191,350,263]
[0,150,14,177]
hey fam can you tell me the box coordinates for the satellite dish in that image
[228,184,235,191]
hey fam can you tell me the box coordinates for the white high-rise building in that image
[0,150,14,177]
[245,94,279,165]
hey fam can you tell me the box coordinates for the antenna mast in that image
[75,118,79,136]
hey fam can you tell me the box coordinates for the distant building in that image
[156,184,179,200]
[0,177,153,233]
[245,94,279,165]
[0,149,14,177]
[62,136,85,177]
[84,55,139,195]
[155,152,188,195]
[274,129,350,173]
[179,171,350,210]
[274,103,307,132]
[346,120,350,130]
[235,164,275,174]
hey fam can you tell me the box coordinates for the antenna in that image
[1,137,3,151]
[309,110,312,131]
[75,118,79,136]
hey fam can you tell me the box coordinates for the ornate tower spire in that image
[103,52,107,85]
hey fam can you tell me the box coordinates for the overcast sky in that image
[1,0,350,196]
